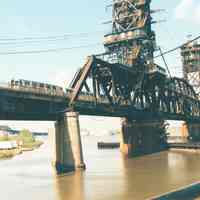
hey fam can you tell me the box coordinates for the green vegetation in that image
[0,149,22,159]
[0,134,10,141]
[0,150,14,159]
[18,129,35,142]
[21,140,43,149]
[16,129,43,150]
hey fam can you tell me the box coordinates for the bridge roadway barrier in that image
[2,85,200,122]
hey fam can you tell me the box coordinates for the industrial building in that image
[181,39,200,96]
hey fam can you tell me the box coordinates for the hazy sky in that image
[0,0,199,132]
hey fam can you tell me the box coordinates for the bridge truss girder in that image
[69,56,200,121]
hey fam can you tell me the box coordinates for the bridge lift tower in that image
[181,39,200,97]
[102,0,156,71]
[69,0,164,106]
[100,0,167,156]
[68,0,169,159]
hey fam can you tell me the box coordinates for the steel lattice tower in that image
[103,0,156,70]
[181,40,200,96]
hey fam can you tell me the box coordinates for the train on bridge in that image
[7,64,167,98]
[10,79,64,96]
[8,79,97,100]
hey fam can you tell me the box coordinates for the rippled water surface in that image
[1,136,200,200]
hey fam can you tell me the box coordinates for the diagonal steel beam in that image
[69,56,95,105]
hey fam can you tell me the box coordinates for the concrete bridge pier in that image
[52,112,85,174]
[184,122,200,142]
[120,118,167,157]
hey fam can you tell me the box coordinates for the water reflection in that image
[167,151,200,186]
[55,172,84,200]
[1,136,200,200]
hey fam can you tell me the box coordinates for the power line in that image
[154,34,200,59]
[0,43,102,55]
[0,31,105,42]
[0,36,99,46]
[158,47,171,78]
[0,36,101,49]
[0,38,75,45]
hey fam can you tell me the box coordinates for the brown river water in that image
[1,135,200,200]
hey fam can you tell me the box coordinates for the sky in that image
[0,0,199,132]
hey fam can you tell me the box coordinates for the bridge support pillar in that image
[120,119,167,157]
[179,122,189,143]
[53,112,85,174]
[185,122,200,142]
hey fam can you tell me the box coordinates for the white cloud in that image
[175,0,200,23]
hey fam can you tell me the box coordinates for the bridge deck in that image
[0,85,200,121]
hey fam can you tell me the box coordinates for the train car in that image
[10,79,64,96]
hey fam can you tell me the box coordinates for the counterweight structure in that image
[102,0,156,71]
[181,40,200,96]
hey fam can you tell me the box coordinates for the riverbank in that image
[0,129,44,159]
[0,141,43,159]
[21,140,43,151]
[0,148,22,159]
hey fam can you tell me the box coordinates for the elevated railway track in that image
[1,57,200,122]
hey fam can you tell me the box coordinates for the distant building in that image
[0,141,18,150]
[167,123,188,143]
[181,39,200,96]
[0,125,11,131]
[0,131,7,137]
[0,126,12,136]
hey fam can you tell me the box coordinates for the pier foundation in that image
[52,112,85,174]
[120,119,167,157]
[184,122,200,142]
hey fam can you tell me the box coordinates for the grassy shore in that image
[0,149,22,159]
[0,129,43,159]
[21,140,43,151]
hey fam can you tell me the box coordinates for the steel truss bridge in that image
[69,56,200,122]
[1,56,200,122]
[0,0,200,123]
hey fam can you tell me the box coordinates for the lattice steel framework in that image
[102,0,155,70]
[69,56,200,121]
[181,40,200,97]
[68,0,200,123]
